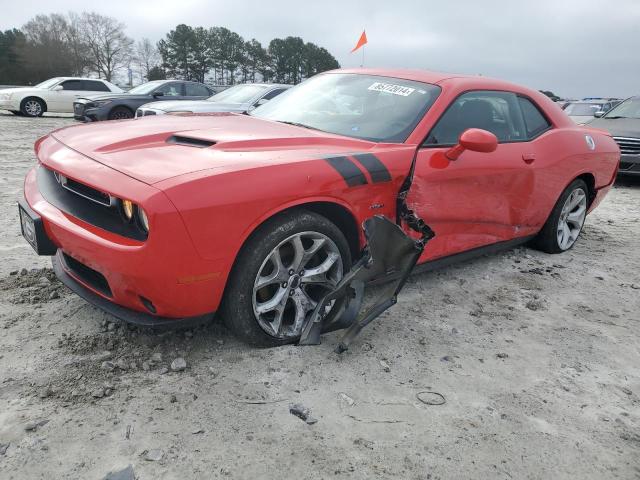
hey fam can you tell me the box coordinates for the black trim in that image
[368,235,535,285]
[18,198,58,256]
[324,156,367,187]
[61,252,112,298]
[166,135,216,148]
[53,252,213,329]
[37,166,147,241]
[352,153,392,183]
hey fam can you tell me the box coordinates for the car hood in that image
[49,113,375,184]
[586,117,640,138]
[0,87,43,94]
[144,100,247,113]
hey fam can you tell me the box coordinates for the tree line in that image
[0,12,339,86]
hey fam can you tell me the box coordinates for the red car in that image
[19,68,619,346]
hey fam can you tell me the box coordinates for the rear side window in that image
[185,83,211,96]
[262,89,286,101]
[61,80,83,90]
[425,90,526,145]
[83,80,110,92]
[518,97,551,138]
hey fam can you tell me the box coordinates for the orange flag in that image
[351,30,368,53]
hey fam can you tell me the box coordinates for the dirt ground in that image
[0,112,639,480]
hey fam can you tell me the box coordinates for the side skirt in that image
[412,235,536,276]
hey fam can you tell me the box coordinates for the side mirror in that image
[152,91,164,98]
[446,128,498,161]
[52,85,63,91]
[594,111,605,118]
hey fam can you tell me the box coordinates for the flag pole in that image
[361,45,364,67]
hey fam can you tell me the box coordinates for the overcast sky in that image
[2,0,639,98]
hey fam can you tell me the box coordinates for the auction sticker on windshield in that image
[368,82,415,96]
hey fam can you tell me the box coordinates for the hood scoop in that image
[167,135,216,148]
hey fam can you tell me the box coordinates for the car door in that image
[408,90,540,262]
[184,82,212,100]
[48,79,86,112]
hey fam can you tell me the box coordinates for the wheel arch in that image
[236,199,361,264]
[20,96,47,113]
[574,172,596,206]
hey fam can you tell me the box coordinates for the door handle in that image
[522,153,536,164]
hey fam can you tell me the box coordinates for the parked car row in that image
[0,77,122,116]
[562,97,622,124]
[0,77,291,120]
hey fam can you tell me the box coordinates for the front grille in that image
[62,252,112,297]
[613,136,640,155]
[38,167,148,241]
[54,172,112,206]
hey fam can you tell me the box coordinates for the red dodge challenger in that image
[19,69,619,346]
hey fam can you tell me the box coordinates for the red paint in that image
[23,69,620,320]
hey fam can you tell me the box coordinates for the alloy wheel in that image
[24,100,42,116]
[252,231,343,339]
[557,188,587,250]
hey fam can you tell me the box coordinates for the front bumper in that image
[73,102,105,122]
[52,251,212,327]
[0,98,19,110]
[618,154,640,176]
[22,138,229,321]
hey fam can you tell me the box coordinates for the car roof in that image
[324,68,544,94]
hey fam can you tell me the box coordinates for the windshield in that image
[208,84,268,103]
[604,97,640,119]
[128,81,165,95]
[36,78,62,89]
[564,103,603,116]
[251,73,441,142]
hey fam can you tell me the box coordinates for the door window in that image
[155,82,183,96]
[60,80,83,91]
[517,97,551,138]
[424,90,526,145]
[185,83,211,96]
[261,88,286,101]
[83,80,110,92]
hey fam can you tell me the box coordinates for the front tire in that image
[20,97,45,117]
[108,106,134,120]
[221,210,351,347]
[533,179,588,253]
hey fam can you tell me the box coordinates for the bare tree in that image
[135,38,159,82]
[80,12,133,81]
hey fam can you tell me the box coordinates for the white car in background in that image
[0,77,123,117]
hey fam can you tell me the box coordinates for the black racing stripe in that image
[324,156,367,187]
[352,153,392,183]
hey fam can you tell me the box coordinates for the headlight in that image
[138,208,149,232]
[121,199,134,220]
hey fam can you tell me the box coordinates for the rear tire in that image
[20,97,45,117]
[108,106,133,120]
[532,179,589,253]
[221,210,351,347]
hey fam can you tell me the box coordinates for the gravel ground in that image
[0,112,639,480]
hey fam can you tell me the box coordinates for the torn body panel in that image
[299,149,435,351]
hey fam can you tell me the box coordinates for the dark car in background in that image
[135,83,290,117]
[73,80,214,121]
[588,96,640,176]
